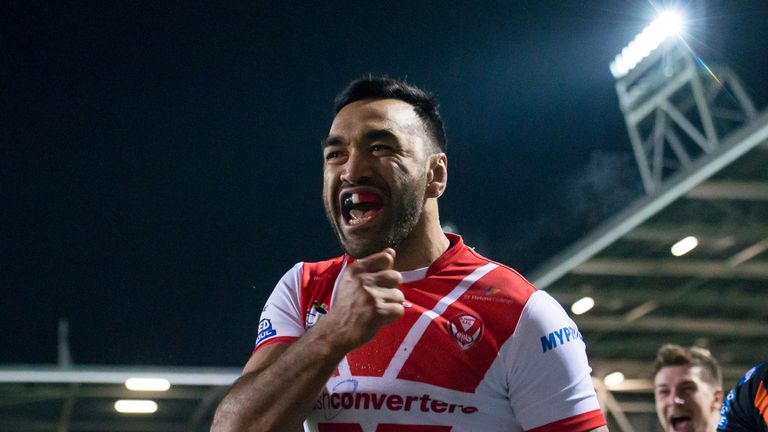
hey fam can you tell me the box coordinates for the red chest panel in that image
[301,253,535,393]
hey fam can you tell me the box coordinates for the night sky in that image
[3,1,767,367]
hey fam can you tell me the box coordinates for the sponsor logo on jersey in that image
[314,390,479,415]
[448,314,483,350]
[718,389,736,429]
[256,318,277,345]
[305,301,328,329]
[464,285,515,305]
[540,325,583,352]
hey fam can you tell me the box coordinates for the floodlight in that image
[609,9,685,78]
[671,236,698,256]
[125,378,171,392]
[571,296,595,315]
[114,400,158,414]
[604,371,625,388]
[656,10,684,37]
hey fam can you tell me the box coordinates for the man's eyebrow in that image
[321,136,344,148]
[363,129,397,142]
[321,129,398,149]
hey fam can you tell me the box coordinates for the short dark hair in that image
[654,344,722,387]
[334,76,447,152]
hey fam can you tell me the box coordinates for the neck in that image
[707,410,721,432]
[392,201,449,271]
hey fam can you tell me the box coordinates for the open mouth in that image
[341,191,384,227]
[670,415,693,431]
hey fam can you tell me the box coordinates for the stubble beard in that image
[324,175,426,259]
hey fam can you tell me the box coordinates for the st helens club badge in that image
[448,314,483,350]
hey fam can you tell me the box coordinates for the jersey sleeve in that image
[718,363,768,431]
[253,262,306,352]
[505,290,606,432]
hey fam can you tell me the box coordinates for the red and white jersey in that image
[255,234,606,432]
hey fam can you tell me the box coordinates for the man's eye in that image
[325,151,342,160]
[371,145,391,153]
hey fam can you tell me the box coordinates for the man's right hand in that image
[319,248,405,351]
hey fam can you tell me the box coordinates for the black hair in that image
[334,75,447,152]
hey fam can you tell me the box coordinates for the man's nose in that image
[673,395,685,405]
[340,149,373,184]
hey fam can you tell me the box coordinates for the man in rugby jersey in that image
[212,76,608,432]
[718,362,768,431]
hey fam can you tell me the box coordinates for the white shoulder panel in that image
[254,262,305,349]
[503,290,600,430]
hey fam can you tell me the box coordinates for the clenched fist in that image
[317,248,405,351]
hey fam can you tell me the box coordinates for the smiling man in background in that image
[654,344,724,432]
[211,76,608,431]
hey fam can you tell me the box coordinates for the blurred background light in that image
[604,371,626,388]
[114,400,158,414]
[571,296,595,315]
[125,378,170,392]
[671,236,698,256]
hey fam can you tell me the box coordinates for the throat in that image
[392,229,451,271]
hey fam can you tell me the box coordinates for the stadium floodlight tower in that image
[610,9,758,194]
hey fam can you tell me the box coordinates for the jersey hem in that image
[527,409,606,432]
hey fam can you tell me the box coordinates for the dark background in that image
[2,1,767,367]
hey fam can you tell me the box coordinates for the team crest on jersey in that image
[448,314,483,350]
[305,301,328,329]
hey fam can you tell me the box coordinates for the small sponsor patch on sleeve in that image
[255,318,277,345]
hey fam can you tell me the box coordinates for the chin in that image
[341,238,386,259]
[336,220,391,258]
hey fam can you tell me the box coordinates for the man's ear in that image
[712,387,724,411]
[426,153,447,198]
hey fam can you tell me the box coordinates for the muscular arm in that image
[211,249,404,432]
[211,327,346,432]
